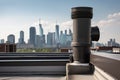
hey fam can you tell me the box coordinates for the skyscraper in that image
[39,24,43,36]
[0,39,4,44]
[55,24,59,44]
[19,31,25,44]
[7,34,15,44]
[39,19,43,36]
[60,31,64,46]
[65,30,67,35]
[35,35,41,48]
[69,29,72,36]
[29,27,36,46]
[47,32,55,46]
[38,19,46,47]
[39,34,46,47]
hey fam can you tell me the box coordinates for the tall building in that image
[38,20,46,47]
[0,39,4,44]
[59,29,72,47]
[39,35,46,47]
[29,27,36,46]
[35,35,41,48]
[65,30,67,35]
[69,29,72,36]
[55,24,59,44]
[39,19,43,36]
[60,31,63,45]
[18,31,25,44]
[39,24,43,36]
[47,32,55,46]
[108,38,117,47]
[7,34,15,44]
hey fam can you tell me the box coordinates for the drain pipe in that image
[66,7,94,78]
[72,7,92,63]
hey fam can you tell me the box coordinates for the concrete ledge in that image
[66,62,94,80]
[66,75,95,80]
[0,66,66,76]
[94,66,117,80]
[91,54,120,79]
[66,63,94,74]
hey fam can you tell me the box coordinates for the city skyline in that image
[0,0,120,43]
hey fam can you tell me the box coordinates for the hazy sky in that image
[0,0,120,43]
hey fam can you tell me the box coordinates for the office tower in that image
[7,34,15,44]
[39,24,43,36]
[60,31,63,35]
[66,35,72,46]
[19,31,25,44]
[39,19,43,36]
[52,32,56,45]
[55,24,59,44]
[60,31,63,45]
[69,29,72,36]
[65,30,67,35]
[29,27,36,46]
[47,32,52,46]
[47,32,55,46]
[38,34,46,48]
[0,39,4,44]
[38,19,46,47]
[108,38,117,47]
[59,29,72,47]
[35,35,41,48]
[59,30,66,46]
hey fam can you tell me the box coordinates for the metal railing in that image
[0,52,71,76]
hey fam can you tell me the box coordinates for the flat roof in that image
[91,51,120,61]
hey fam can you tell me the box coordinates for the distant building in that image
[35,35,41,48]
[112,47,120,53]
[66,34,72,46]
[40,34,46,47]
[39,22,46,47]
[0,39,4,44]
[55,24,59,44]
[17,43,34,49]
[7,34,15,44]
[60,31,63,45]
[47,32,55,46]
[18,31,25,44]
[96,46,113,51]
[59,29,72,47]
[65,30,67,35]
[39,24,43,36]
[95,42,104,47]
[29,27,36,47]
[69,29,72,36]
[60,31,67,46]
[108,38,118,47]
[0,43,16,52]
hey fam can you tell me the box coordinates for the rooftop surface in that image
[0,75,96,80]
[0,52,119,80]
[0,76,66,80]
[92,51,120,61]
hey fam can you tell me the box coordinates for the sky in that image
[0,0,120,43]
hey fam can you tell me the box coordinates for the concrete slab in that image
[0,76,66,80]
[67,75,95,80]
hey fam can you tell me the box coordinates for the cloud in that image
[31,20,73,35]
[60,20,72,31]
[92,12,120,43]
[60,12,120,43]
[92,12,120,27]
